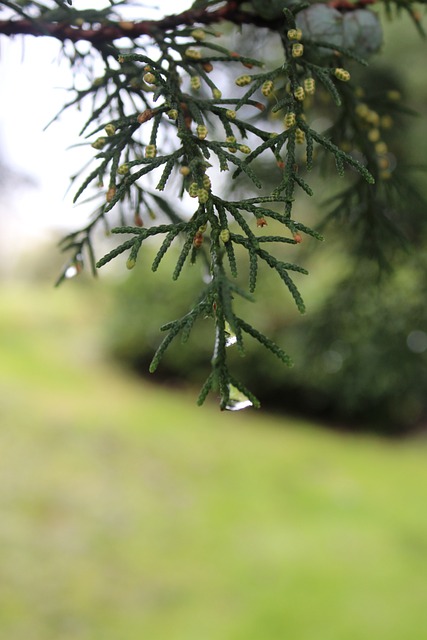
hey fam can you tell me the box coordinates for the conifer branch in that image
[2,0,426,409]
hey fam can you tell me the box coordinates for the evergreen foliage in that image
[1,0,426,409]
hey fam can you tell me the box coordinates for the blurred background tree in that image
[1,0,427,424]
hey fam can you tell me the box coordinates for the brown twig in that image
[0,2,274,45]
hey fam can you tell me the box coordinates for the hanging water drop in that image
[65,265,79,278]
[65,254,83,279]
[224,321,237,347]
[225,385,253,411]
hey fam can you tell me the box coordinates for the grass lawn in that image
[0,282,427,640]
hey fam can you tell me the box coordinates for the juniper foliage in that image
[1,0,426,409]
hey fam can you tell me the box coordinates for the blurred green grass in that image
[1,282,427,640]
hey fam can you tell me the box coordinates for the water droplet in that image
[64,254,83,279]
[225,321,237,347]
[225,385,253,411]
[65,265,79,279]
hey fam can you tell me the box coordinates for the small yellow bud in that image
[295,128,305,144]
[143,72,157,85]
[304,77,315,95]
[191,76,201,90]
[197,188,209,204]
[294,86,305,101]
[91,137,106,150]
[185,48,202,60]
[117,163,129,175]
[235,74,252,87]
[180,166,191,177]
[261,80,274,97]
[167,109,178,120]
[225,135,237,152]
[284,112,296,128]
[292,43,304,58]
[212,88,222,100]
[220,228,230,243]
[287,28,302,41]
[126,256,136,270]
[196,124,208,140]
[202,174,212,190]
[145,144,157,158]
[188,182,199,197]
[239,144,251,154]
[226,109,237,119]
[224,135,236,152]
[104,124,116,136]
[334,68,351,82]
[191,29,206,41]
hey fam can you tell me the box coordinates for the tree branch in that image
[0,2,273,44]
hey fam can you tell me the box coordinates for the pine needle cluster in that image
[2,0,426,409]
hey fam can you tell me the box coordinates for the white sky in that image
[0,0,191,258]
